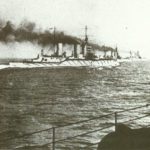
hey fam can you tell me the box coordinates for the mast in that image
[85,25,88,44]
[83,25,88,57]
[53,26,56,55]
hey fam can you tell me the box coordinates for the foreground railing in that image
[0,104,149,150]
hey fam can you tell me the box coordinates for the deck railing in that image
[1,104,149,150]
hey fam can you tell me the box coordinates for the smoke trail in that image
[0,19,116,57]
[0,20,81,45]
[0,41,42,58]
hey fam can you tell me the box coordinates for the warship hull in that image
[9,59,119,69]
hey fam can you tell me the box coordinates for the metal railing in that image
[0,104,149,150]
[51,104,150,150]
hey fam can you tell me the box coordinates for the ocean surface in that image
[0,60,150,150]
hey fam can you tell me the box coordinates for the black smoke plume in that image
[0,20,116,51]
[0,20,81,45]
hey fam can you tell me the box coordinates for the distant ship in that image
[9,26,120,69]
[129,51,142,59]
[118,50,143,62]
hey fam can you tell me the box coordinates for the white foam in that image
[0,65,9,70]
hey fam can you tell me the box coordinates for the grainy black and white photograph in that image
[0,0,150,150]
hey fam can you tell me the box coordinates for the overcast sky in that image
[0,0,150,58]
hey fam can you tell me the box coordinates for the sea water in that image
[0,61,150,150]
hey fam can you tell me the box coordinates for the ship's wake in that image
[0,65,10,70]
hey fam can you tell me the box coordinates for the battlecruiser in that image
[9,26,119,68]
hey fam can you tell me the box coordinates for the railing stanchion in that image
[52,127,55,150]
[115,112,117,132]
